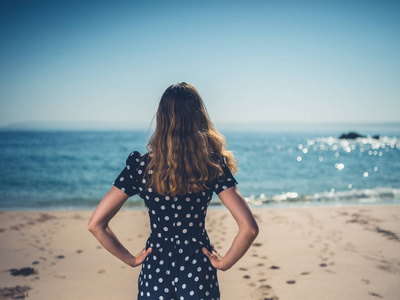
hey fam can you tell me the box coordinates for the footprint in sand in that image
[256,284,279,300]
[301,271,311,275]
[260,284,271,290]
[376,263,396,274]
[243,275,250,279]
[286,280,296,284]
[319,263,327,267]
[257,263,264,267]
[369,292,383,298]
[76,249,83,253]
[361,279,370,284]
[55,255,65,259]
[8,267,37,277]
[0,285,31,299]
[374,226,400,242]
[270,265,280,270]
[10,225,21,231]
[239,267,247,271]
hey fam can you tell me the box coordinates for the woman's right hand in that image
[128,247,153,267]
[202,246,229,271]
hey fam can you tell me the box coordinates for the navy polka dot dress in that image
[113,151,238,300]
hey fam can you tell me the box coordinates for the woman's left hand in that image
[202,245,229,271]
[128,247,153,267]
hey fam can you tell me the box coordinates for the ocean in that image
[1,124,399,210]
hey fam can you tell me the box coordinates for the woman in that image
[88,82,259,299]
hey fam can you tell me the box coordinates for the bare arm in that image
[87,186,152,267]
[202,185,259,271]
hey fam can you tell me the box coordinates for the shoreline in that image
[1,201,400,212]
[0,205,399,299]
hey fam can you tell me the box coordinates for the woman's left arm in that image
[87,186,152,267]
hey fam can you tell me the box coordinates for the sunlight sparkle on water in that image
[335,163,345,170]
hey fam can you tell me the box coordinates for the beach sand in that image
[0,205,399,300]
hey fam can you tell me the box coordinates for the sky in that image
[0,0,399,129]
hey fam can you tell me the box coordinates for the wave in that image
[242,187,400,206]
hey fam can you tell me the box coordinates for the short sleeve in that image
[214,156,238,195]
[113,151,141,197]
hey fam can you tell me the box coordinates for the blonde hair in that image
[145,82,237,196]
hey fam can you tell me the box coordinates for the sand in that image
[0,204,399,300]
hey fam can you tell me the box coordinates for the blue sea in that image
[1,124,399,210]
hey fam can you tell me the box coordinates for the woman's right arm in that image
[202,185,259,271]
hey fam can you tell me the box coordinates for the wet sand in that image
[0,205,399,299]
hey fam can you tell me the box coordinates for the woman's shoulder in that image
[126,150,150,165]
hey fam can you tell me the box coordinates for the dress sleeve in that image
[113,151,141,197]
[214,156,238,195]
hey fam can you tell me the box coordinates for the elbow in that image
[87,221,100,233]
[249,223,259,239]
[87,220,107,233]
[87,222,95,232]
[242,222,259,239]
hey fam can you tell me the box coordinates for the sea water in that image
[0,124,399,210]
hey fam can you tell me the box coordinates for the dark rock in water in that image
[8,267,37,277]
[339,132,366,139]
[339,132,380,139]
[0,285,31,299]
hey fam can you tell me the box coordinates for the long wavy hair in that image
[145,82,237,196]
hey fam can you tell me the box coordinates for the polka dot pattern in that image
[113,151,237,299]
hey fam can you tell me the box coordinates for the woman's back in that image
[114,150,238,299]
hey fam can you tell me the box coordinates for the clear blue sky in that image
[0,0,399,128]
